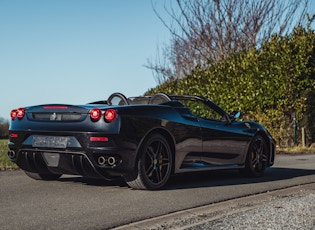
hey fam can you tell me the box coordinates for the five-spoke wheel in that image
[241,135,268,177]
[124,133,172,190]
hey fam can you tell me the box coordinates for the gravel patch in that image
[114,183,315,230]
[189,191,315,229]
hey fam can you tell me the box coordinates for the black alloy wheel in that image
[241,135,268,177]
[124,133,173,190]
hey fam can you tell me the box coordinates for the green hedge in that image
[147,26,315,147]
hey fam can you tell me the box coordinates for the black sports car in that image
[8,92,275,190]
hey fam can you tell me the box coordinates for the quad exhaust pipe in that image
[107,157,116,166]
[97,156,117,166]
[97,156,107,166]
[8,150,16,159]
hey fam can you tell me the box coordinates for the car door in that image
[187,99,250,167]
[199,118,250,166]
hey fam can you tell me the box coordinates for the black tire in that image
[124,133,173,190]
[24,171,62,181]
[241,135,268,177]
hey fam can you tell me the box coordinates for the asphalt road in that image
[0,154,315,229]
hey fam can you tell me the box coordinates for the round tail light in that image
[104,109,117,122]
[10,110,17,120]
[17,108,25,119]
[90,108,102,121]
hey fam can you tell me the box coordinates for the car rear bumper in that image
[8,132,138,179]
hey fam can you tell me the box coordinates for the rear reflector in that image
[10,133,18,138]
[90,137,108,142]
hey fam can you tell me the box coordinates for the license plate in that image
[33,136,69,148]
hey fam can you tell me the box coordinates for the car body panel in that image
[8,93,276,185]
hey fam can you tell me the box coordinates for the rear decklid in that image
[26,104,97,122]
[9,104,119,133]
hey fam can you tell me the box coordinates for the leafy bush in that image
[147,26,315,146]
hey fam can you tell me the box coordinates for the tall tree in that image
[148,0,311,83]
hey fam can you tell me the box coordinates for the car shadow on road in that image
[163,167,315,190]
[56,167,315,190]
[58,176,128,188]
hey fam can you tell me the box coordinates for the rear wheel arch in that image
[136,128,176,171]
[124,129,175,190]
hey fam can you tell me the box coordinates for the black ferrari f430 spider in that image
[8,92,275,190]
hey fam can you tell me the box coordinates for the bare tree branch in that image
[148,0,312,83]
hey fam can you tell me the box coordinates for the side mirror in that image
[230,111,241,120]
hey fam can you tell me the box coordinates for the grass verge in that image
[277,146,315,154]
[0,139,18,170]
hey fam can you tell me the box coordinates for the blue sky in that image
[0,0,170,119]
[1,0,315,120]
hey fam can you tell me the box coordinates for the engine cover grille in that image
[32,112,82,121]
